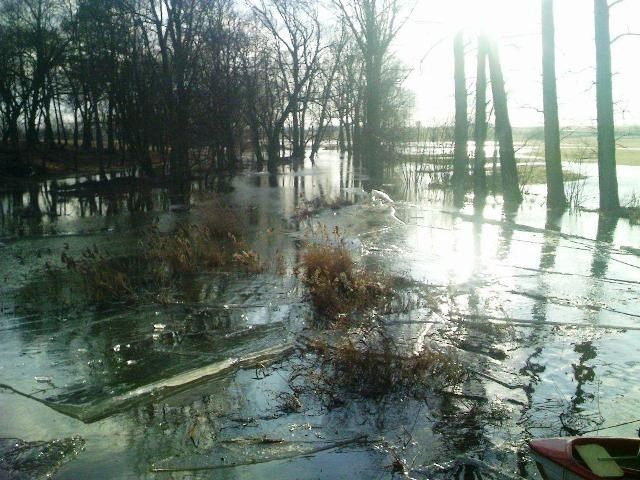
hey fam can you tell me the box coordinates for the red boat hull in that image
[529,437,640,480]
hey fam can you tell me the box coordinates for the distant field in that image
[562,134,640,166]
[518,165,585,184]
[512,129,640,166]
[559,137,640,166]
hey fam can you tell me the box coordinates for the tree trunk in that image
[338,117,346,152]
[266,135,280,174]
[453,31,468,205]
[107,94,115,153]
[364,56,383,179]
[43,94,55,150]
[292,98,301,159]
[473,34,488,205]
[487,39,522,205]
[73,104,79,149]
[94,101,104,152]
[594,0,619,211]
[82,99,92,149]
[169,95,190,188]
[542,0,567,210]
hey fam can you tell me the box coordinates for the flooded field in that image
[1,151,639,479]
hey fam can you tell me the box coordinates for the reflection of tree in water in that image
[548,214,617,435]
[591,214,618,278]
[496,206,516,261]
[428,206,512,470]
[559,340,601,435]
[516,215,559,477]
[0,175,199,236]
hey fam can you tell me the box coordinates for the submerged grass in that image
[146,223,263,278]
[299,229,392,322]
[298,326,467,400]
[293,196,353,221]
[622,192,640,225]
[51,203,264,306]
[59,246,139,304]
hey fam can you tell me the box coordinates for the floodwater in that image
[0,151,639,479]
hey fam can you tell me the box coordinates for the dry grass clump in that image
[301,330,467,400]
[54,210,263,305]
[199,202,243,239]
[145,220,263,278]
[293,196,353,220]
[299,234,391,321]
[142,200,253,276]
[60,246,138,304]
[623,192,640,225]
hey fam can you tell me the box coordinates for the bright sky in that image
[393,0,640,127]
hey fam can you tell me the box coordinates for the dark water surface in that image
[1,152,639,479]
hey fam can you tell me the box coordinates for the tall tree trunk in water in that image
[473,34,488,206]
[169,95,190,191]
[94,102,104,152]
[487,39,522,206]
[344,113,352,154]
[338,119,346,153]
[107,95,115,153]
[594,0,619,211]
[364,55,383,179]
[73,103,79,149]
[542,0,567,211]
[453,30,468,206]
[43,96,55,150]
[292,100,301,160]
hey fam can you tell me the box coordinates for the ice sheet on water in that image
[8,342,294,423]
[0,436,85,479]
[150,433,368,473]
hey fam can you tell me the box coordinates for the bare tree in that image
[487,38,521,206]
[309,25,348,164]
[594,0,619,211]
[473,34,489,206]
[137,0,214,191]
[541,0,567,210]
[331,0,403,179]
[252,0,322,172]
[452,30,468,206]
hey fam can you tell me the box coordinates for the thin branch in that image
[610,32,640,44]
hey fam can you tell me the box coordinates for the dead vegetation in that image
[622,192,640,224]
[146,223,263,278]
[293,196,353,220]
[298,229,392,322]
[59,245,139,304]
[295,326,467,401]
[52,203,265,305]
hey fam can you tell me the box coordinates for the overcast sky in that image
[391,0,640,127]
